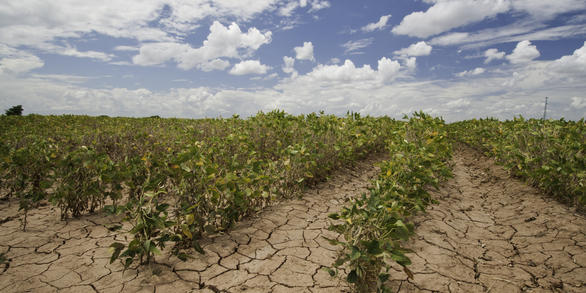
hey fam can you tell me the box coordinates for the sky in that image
[0,0,585,121]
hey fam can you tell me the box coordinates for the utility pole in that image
[542,97,548,120]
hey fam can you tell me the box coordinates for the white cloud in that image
[199,59,231,72]
[0,55,44,75]
[430,22,586,49]
[393,41,432,57]
[0,0,283,62]
[60,47,114,61]
[446,98,471,108]
[114,46,139,52]
[29,74,94,84]
[405,57,417,71]
[132,42,188,67]
[0,45,44,74]
[279,1,300,17]
[362,14,392,32]
[301,57,400,84]
[484,48,506,64]
[429,32,470,46]
[278,0,330,16]
[229,60,270,75]
[570,97,585,109]
[377,57,402,83]
[294,41,314,61]
[507,40,540,64]
[133,21,271,70]
[329,57,341,64]
[3,49,586,122]
[549,41,586,75]
[282,56,297,76]
[307,60,375,83]
[456,67,486,77]
[512,0,586,20]
[308,0,330,12]
[341,38,374,55]
[392,0,510,38]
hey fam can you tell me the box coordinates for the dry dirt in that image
[0,154,384,293]
[0,146,585,293]
[386,145,586,292]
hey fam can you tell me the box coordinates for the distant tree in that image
[5,105,23,116]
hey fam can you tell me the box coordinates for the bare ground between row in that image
[1,145,585,293]
[386,145,586,292]
[0,153,387,293]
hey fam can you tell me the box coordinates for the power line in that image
[542,97,548,120]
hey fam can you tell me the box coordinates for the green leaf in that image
[347,270,358,283]
[366,240,382,255]
[322,236,341,246]
[350,247,361,260]
[107,225,123,232]
[391,251,411,266]
[323,267,336,277]
[328,213,340,220]
[123,257,133,270]
[156,203,169,212]
[176,253,188,262]
[150,244,161,255]
[379,273,390,283]
[109,242,125,264]
[192,239,205,254]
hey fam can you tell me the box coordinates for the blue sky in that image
[0,0,585,121]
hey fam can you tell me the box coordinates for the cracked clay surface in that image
[386,145,586,293]
[1,146,585,293]
[0,154,384,293]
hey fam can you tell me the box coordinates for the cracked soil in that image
[1,145,585,292]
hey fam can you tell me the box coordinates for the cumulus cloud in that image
[377,57,402,82]
[405,57,417,71]
[507,40,540,64]
[294,42,314,61]
[302,57,400,84]
[229,60,270,75]
[394,41,432,57]
[456,67,486,77]
[0,0,284,62]
[282,56,297,76]
[362,14,392,32]
[392,0,510,38]
[132,21,272,70]
[0,45,44,74]
[341,38,374,55]
[199,59,231,72]
[549,41,586,75]
[3,49,586,122]
[484,48,506,64]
